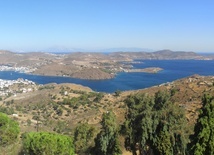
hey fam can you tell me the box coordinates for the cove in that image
[0,60,213,93]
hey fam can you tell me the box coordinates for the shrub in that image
[22,132,75,155]
[0,106,14,115]
[115,90,121,97]
[74,123,96,153]
[0,112,20,146]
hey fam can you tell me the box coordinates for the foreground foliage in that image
[74,123,96,154]
[93,111,122,155]
[189,94,214,155]
[2,89,214,155]
[124,91,188,155]
[0,112,20,146]
[22,132,75,155]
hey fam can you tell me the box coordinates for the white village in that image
[0,78,36,97]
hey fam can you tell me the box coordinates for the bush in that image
[56,108,63,116]
[115,90,121,97]
[93,93,104,102]
[0,106,14,115]
[22,132,75,155]
[74,123,96,153]
[0,112,20,146]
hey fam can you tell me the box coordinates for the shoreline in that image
[0,67,163,80]
[124,67,163,73]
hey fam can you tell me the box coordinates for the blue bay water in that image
[0,60,213,93]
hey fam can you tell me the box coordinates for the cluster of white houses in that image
[0,65,36,73]
[0,78,36,96]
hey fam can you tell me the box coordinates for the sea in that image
[0,60,214,93]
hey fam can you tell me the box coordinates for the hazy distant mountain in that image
[101,47,153,53]
[44,46,86,53]
[42,47,154,53]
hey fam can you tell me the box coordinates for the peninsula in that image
[124,67,163,73]
[0,50,212,80]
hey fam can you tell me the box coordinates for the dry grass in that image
[1,75,213,154]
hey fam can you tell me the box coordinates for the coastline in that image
[124,67,163,73]
[0,60,213,93]
[0,65,163,80]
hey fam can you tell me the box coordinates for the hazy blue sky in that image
[0,0,213,52]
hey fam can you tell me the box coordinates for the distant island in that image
[124,67,163,73]
[0,49,213,80]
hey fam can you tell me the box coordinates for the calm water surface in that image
[0,60,213,93]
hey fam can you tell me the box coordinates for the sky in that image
[0,0,213,52]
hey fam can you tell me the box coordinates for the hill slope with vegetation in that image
[0,75,213,154]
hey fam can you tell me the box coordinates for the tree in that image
[0,112,20,146]
[189,94,214,155]
[22,132,75,155]
[74,123,96,153]
[152,91,188,155]
[124,91,188,155]
[124,93,154,155]
[93,111,122,155]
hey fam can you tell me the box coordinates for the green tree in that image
[155,131,172,155]
[74,123,96,153]
[124,93,154,155]
[0,112,20,146]
[152,91,188,155]
[93,111,122,155]
[22,132,75,155]
[189,94,214,155]
[124,91,188,155]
